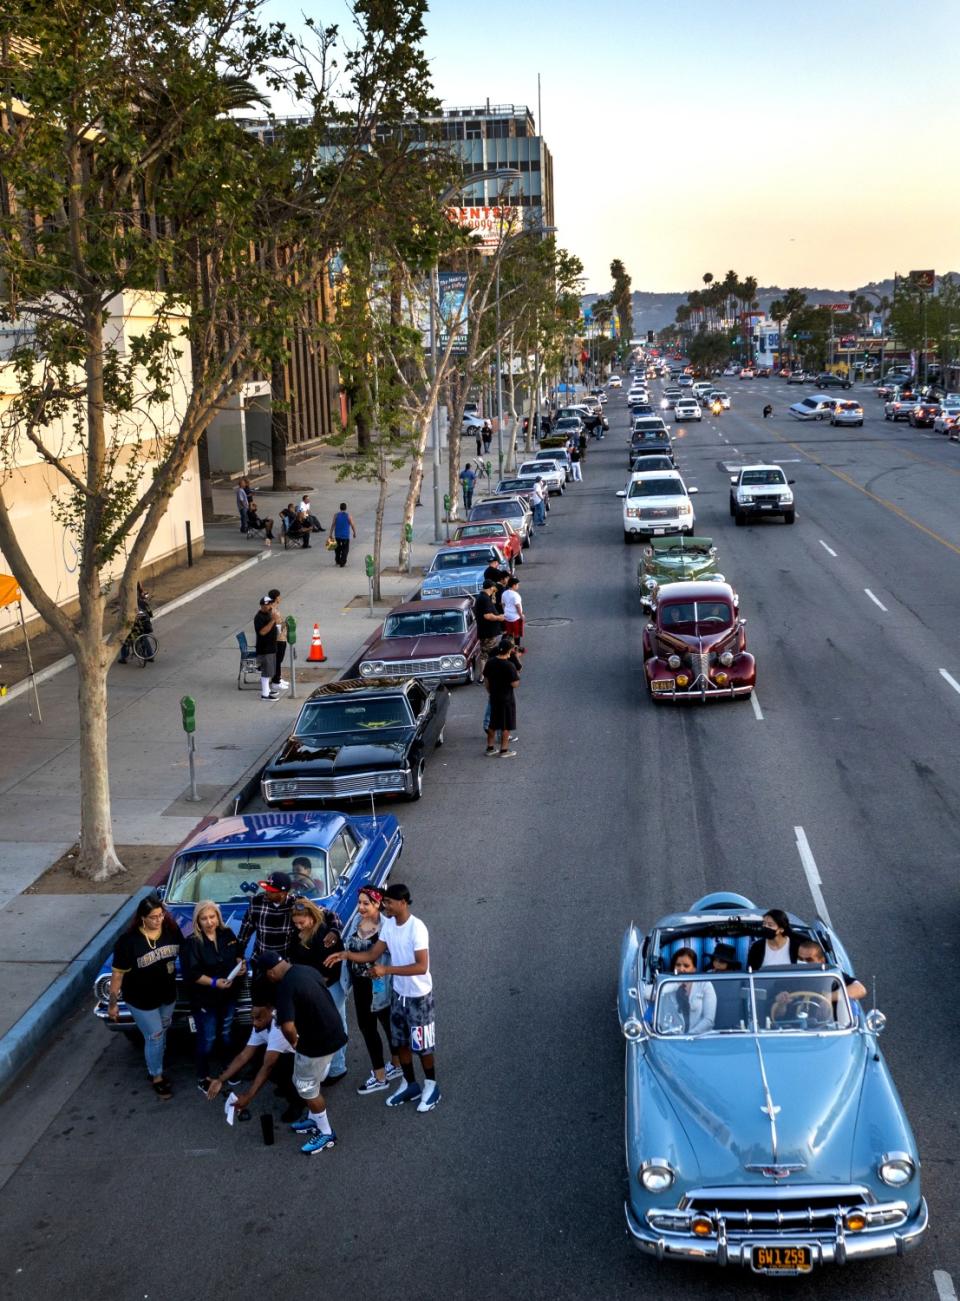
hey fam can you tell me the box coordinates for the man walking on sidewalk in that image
[460,463,476,512]
[254,595,280,701]
[330,502,356,567]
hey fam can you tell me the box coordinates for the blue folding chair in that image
[236,631,260,690]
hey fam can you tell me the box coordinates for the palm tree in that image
[722,269,739,326]
[769,298,786,368]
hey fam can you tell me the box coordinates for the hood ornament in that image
[745,1162,806,1180]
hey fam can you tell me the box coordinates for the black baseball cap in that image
[260,870,292,892]
[253,949,284,974]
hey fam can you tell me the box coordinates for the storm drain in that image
[525,617,572,628]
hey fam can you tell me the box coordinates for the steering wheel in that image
[771,991,833,1025]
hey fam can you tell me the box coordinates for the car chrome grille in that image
[381,659,444,677]
[263,772,406,798]
[639,507,676,520]
[663,1185,908,1236]
[431,583,477,597]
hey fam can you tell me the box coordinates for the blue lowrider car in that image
[420,542,507,600]
[618,892,927,1274]
[93,812,402,1028]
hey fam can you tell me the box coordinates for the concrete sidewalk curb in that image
[0,550,273,708]
[0,888,152,1096]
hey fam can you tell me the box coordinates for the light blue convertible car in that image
[618,892,927,1276]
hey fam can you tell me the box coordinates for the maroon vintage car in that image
[642,580,755,703]
[357,597,479,685]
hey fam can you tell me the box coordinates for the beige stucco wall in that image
[0,291,203,638]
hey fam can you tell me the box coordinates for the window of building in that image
[465,122,482,139]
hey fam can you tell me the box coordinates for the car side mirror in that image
[616,490,626,498]
[865,1008,886,1035]
[687,486,699,495]
[788,479,795,485]
[729,475,738,484]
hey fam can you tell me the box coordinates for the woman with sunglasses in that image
[331,886,402,1095]
[290,898,348,1084]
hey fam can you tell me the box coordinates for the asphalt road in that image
[1,374,958,1301]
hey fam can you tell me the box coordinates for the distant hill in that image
[582,278,952,336]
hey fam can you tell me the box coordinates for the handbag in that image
[325,535,336,551]
[370,971,392,1012]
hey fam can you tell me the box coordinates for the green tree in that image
[0,0,437,879]
[610,257,633,343]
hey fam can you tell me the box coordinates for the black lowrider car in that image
[261,678,449,806]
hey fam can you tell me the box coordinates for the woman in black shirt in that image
[291,898,348,1081]
[180,900,244,1089]
[109,894,184,1098]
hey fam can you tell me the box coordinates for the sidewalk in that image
[0,442,450,1091]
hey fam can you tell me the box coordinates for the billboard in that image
[909,269,935,291]
[446,204,521,251]
[437,271,468,355]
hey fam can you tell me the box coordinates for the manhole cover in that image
[525,617,572,628]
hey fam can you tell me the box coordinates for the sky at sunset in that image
[267,0,959,295]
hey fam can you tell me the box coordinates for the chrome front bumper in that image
[624,1197,928,1267]
[261,770,411,803]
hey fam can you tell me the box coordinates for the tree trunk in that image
[270,357,289,493]
[372,453,388,602]
[196,430,215,522]
[397,410,431,572]
[74,642,126,882]
[355,401,371,453]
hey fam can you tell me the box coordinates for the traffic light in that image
[180,695,196,734]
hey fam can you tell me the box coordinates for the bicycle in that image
[119,595,158,665]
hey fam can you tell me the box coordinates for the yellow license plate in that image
[751,1245,813,1275]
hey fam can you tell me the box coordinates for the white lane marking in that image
[935,1271,958,1301]
[864,588,888,612]
[794,826,833,927]
[750,692,764,721]
[940,668,960,696]
[818,539,837,557]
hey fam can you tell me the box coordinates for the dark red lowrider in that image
[358,598,479,685]
[642,581,755,703]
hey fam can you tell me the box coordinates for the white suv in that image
[729,464,795,525]
[617,470,698,542]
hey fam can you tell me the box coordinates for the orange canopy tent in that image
[0,574,42,721]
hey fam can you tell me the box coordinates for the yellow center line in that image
[764,427,960,560]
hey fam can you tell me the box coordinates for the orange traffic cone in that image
[307,622,327,663]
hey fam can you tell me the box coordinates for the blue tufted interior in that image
[661,934,753,971]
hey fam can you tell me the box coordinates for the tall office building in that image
[419,103,554,229]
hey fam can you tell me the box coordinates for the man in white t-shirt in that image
[326,881,439,1113]
[206,999,300,1121]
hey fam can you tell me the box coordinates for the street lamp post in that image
[431,168,521,541]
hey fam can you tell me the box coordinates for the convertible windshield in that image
[431,548,493,571]
[628,478,683,498]
[383,611,466,638]
[659,600,732,632]
[654,973,852,1035]
[741,469,786,485]
[166,847,329,904]
[295,697,414,735]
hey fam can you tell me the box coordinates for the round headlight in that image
[451,655,466,669]
[667,654,681,670]
[360,662,374,676]
[675,673,690,687]
[639,1160,675,1193]
[622,1017,644,1041]
[714,671,729,686]
[94,974,113,1003]
[879,1153,915,1187]
[644,578,657,591]
[439,656,454,670]
[719,650,734,667]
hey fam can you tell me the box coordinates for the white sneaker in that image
[274,680,290,689]
[417,1080,441,1113]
